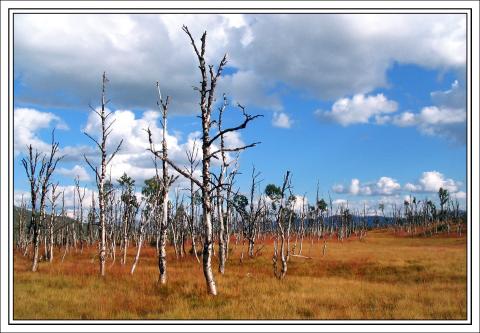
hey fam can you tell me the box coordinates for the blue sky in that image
[13,13,467,213]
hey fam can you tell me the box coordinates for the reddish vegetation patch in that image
[13,231,467,320]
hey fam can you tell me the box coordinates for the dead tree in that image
[74,177,86,252]
[147,83,178,284]
[84,72,123,276]
[47,182,60,262]
[87,193,96,246]
[130,201,148,275]
[148,26,261,295]
[21,130,63,272]
[214,95,241,273]
[157,85,171,284]
[117,173,137,265]
[246,167,264,258]
[17,195,27,252]
[269,171,292,280]
[185,141,201,263]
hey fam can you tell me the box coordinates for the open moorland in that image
[14,230,467,320]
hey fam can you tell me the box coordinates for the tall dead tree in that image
[214,95,241,273]
[148,26,261,295]
[147,82,178,284]
[158,84,170,284]
[84,72,123,276]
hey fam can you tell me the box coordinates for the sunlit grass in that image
[13,230,467,320]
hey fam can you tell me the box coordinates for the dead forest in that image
[15,26,467,298]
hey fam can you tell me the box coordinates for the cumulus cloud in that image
[82,109,187,182]
[14,14,465,114]
[392,80,466,143]
[329,172,466,213]
[315,93,398,126]
[375,177,402,195]
[272,111,293,128]
[14,102,251,201]
[230,14,465,101]
[57,165,91,182]
[332,184,344,193]
[13,107,95,163]
[333,176,401,196]
[82,108,244,184]
[349,179,361,195]
[392,106,465,142]
[406,171,461,193]
[14,108,68,155]
[335,172,464,199]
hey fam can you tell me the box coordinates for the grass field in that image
[13,230,467,320]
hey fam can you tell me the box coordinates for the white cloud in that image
[272,112,293,128]
[83,109,183,182]
[349,179,361,195]
[57,165,91,182]
[332,184,344,193]
[333,176,401,196]
[404,183,422,192]
[334,172,464,199]
[393,106,465,139]
[375,177,401,195]
[392,111,417,127]
[374,115,391,125]
[403,171,466,204]
[431,80,465,109]
[14,108,68,155]
[231,14,465,102]
[286,194,308,212]
[223,131,245,149]
[315,93,398,126]
[13,107,92,163]
[81,108,245,185]
[392,80,466,143]
[415,171,460,193]
[14,14,465,113]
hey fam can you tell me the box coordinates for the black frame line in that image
[6,7,474,327]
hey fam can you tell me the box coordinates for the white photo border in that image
[1,1,478,332]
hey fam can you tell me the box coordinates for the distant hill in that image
[13,206,79,243]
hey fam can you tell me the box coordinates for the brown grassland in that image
[13,230,467,320]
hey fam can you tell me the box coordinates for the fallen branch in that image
[254,244,265,256]
[290,254,313,259]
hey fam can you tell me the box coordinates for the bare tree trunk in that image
[153,84,175,284]
[84,72,123,277]
[122,208,129,265]
[272,171,291,280]
[47,183,59,263]
[131,217,146,275]
[149,26,260,295]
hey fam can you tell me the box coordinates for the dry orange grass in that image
[13,230,467,320]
